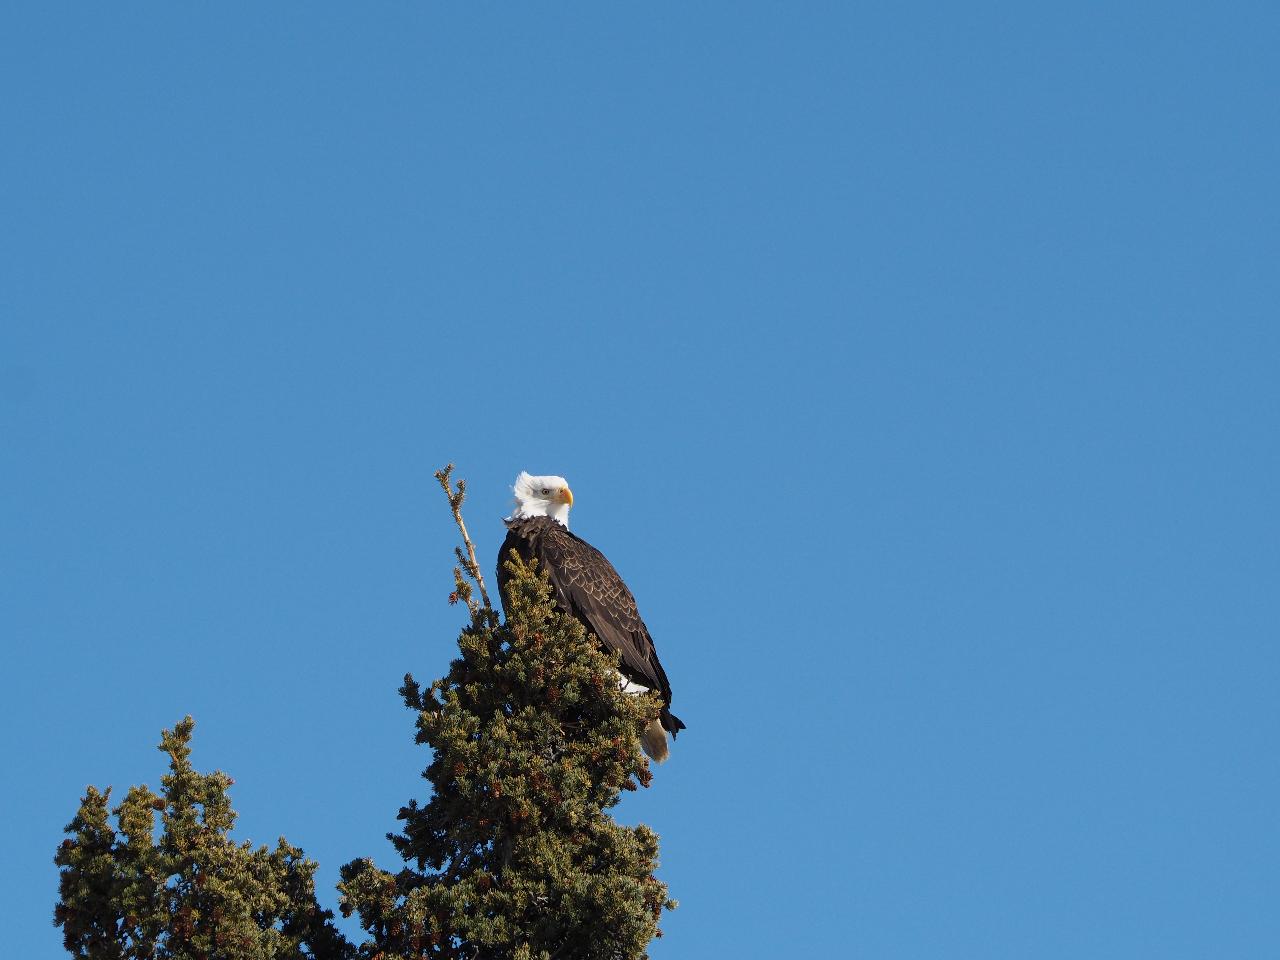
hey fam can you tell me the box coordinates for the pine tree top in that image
[53,717,351,960]
[338,552,675,960]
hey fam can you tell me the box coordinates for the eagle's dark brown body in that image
[497,515,685,739]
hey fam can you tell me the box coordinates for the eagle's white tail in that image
[641,719,670,763]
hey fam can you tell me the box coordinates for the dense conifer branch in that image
[53,718,352,960]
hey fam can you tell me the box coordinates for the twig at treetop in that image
[435,464,494,618]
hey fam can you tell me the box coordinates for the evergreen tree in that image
[55,466,675,960]
[337,467,675,959]
[53,718,351,960]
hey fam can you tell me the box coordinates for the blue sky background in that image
[3,4,1278,957]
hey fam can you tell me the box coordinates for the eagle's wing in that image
[536,523,674,703]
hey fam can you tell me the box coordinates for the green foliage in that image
[55,471,676,960]
[337,555,676,960]
[53,718,351,960]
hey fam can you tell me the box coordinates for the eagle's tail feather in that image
[662,707,685,736]
[641,719,670,763]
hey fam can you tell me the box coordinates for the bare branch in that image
[435,464,495,620]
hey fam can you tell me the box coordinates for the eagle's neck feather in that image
[509,501,570,528]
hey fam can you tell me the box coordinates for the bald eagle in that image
[497,471,685,763]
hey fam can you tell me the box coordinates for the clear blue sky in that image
[3,4,1277,957]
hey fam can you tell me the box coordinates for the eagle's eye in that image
[540,487,550,495]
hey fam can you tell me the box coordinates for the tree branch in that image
[435,464,495,623]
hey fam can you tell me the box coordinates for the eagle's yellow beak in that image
[559,486,574,506]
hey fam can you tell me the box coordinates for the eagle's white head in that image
[508,471,574,527]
